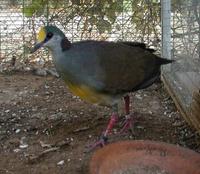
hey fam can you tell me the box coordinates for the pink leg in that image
[86,105,118,151]
[119,95,135,134]
[124,95,130,115]
[103,112,118,137]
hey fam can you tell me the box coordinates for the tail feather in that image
[157,57,175,65]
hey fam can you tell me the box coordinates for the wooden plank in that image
[191,91,200,131]
[162,71,200,133]
[161,74,192,126]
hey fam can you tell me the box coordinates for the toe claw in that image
[85,135,108,152]
[119,114,135,134]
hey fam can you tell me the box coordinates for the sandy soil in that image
[0,72,199,174]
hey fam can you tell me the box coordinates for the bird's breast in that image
[66,82,114,106]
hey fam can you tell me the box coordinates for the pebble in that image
[24,67,31,71]
[135,94,142,100]
[148,111,153,114]
[136,125,144,129]
[57,160,65,166]
[46,68,60,78]
[13,148,21,153]
[44,85,50,89]
[15,129,21,134]
[72,96,77,99]
[5,110,10,113]
[34,68,47,76]
[19,144,28,149]
[19,137,28,149]
[12,113,17,117]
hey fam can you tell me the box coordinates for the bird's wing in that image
[95,42,159,94]
[119,41,156,53]
[63,41,162,95]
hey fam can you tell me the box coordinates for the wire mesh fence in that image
[172,0,200,61]
[162,0,200,132]
[0,0,161,70]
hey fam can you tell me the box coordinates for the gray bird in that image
[31,25,173,149]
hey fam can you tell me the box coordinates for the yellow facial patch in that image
[37,27,46,42]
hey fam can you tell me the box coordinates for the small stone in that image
[34,68,47,76]
[57,160,65,166]
[5,110,10,113]
[46,68,60,78]
[13,148,21,153]
[19,137,28,149]
[44,85,50,89]
[15,129,21,134]
[19,144,28,149]
[39,141,52,148]
[72,96,77,99]
[135,94,142,100]
[24,67,31,71]
[148,111,153,114]
[136,125,144,129]
[12,113,17,116]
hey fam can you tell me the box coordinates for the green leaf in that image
[97,19,112,34]
[71,0,80,5]
[23,7,35,17]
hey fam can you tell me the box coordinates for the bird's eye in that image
[46,32,53,39]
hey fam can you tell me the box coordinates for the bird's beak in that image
[30,27,46,53]
[30,41,44,53]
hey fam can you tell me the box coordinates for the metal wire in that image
[0,0,161,67]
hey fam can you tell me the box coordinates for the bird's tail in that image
[158,57,175,65]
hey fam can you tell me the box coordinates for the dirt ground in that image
[0,71,200,174]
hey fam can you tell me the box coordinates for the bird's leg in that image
[119,95,134,134]
[124,95,130,115]
[86,104,118,151]
[103,110,118,137]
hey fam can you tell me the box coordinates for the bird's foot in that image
[85,135,108,152]
[85,111,118,152]
[119,114,135,135]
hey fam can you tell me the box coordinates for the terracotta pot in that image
[90,140,200,174]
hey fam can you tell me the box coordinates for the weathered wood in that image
[191,91,200,131]
[161,74,192,126]
[162,58,200,133]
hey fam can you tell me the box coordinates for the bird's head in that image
[31,25,71,53]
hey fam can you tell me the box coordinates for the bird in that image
[31,25,174,150]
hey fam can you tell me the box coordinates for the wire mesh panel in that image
[172,0,200,60]
[0,0,161,69]
[0,1,25,62]
[162,0,200,131]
